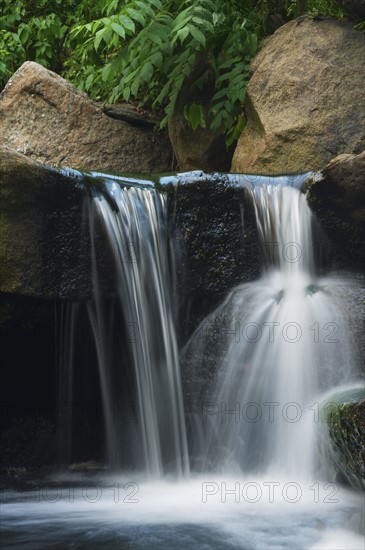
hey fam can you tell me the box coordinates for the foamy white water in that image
[1,474,363,549]
[184,183,362,479]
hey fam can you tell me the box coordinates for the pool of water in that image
[1,475,364,549]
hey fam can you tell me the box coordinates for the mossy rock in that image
[320,389,365,490]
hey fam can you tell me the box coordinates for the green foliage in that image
[354,19,365,31]
[0,0,350,144]
[65,0,260,144]
[0,0,84,87]
[302,0,345,18]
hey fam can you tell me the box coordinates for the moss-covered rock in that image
[319,388,365,490]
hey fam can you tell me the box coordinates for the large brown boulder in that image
[0,62,172,173]
[306,151,365,267]
[231,16,365,174]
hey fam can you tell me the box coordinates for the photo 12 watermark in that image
[0,481,140,504]
[201,481,339,504]
[200,400,342,425]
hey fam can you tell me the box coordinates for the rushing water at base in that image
[1,474,364,549]
[2,175,364,549]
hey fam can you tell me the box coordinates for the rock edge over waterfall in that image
[306,151,365,267]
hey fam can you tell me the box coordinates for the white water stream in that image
[88,183,189,477]
[184,184,361,480]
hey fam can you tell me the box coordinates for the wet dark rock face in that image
[306,151,365,270]
[1,150,261,311]
[0,294,105,473]
[168,173,261,341]
[0,147,91,300]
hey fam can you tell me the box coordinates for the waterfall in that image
[3,174,363,550]
[184,178,361,478]
[88,181,189,477]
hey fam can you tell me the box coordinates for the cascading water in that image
[184,180,362,478]
[88,181,189,477]
[2,173,363,550]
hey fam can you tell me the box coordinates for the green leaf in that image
[123,86,131,101]
[101,63,112,81]
[181,63,192,76]
[176,26,189,44]
[125,7,146,26]
[19,26,30,44]
[92,20,102,33]
[131,76,141,95]
[135,1,156,19]
[212,89,226,101]
[148,30,164,46]
[248,33,258,55]
[184,102,206,131]
[188,24,206,47]
[148,0,163,9]
[217,57,241,70]
[111,22,125,39]
[212,12,220,25]
[210,111,223,131]
[120,16,135,35]
[94,28,105,50]
[192,16,213,32]
[216,72,231,85]
[123,68,139,84]
[225,114,246,147]
[154,80,171,105]
[150,51,163,68]
[140,61,154,81]
[85,73,94,90]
